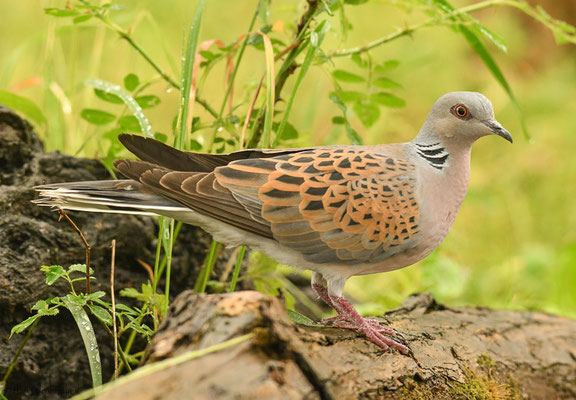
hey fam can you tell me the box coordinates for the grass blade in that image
[69,333,253,400]
[228,246,247,293]
[194,240,221,293]
[274,21,329,146]
[85,79,153,138]
[257,32,276,148]
[62,295,102,388]
[458,26,529,140]
[175,0,206,150]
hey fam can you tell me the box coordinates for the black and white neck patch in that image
[415,143,449,170]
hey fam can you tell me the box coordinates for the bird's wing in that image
[216,145,421,264]
[115,145,421,265]
[118,134,313,173]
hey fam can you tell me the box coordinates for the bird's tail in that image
[34,180,188,217]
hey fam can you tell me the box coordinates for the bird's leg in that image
[311,273,409,353]
[328,294,411,354]
[312,273,402,337]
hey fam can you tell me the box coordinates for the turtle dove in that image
[35,91,512,354]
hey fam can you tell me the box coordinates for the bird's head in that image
[418,91,513,145]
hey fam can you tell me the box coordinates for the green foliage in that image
[2,5,576,391]
[0,90,47,127]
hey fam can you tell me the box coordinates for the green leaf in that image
[175,0,206,150]
[332,116,346,125]
[0,90,47,126]
[118,115,141,131]
[65,294,87,307]
[85,291,106,301]
[273,122,298,140]
[81,109,116,125]
[372,77,402,89]
[68,264,94,275]
[120,287,142,300]
[329,93,347,112]
[198,50,219,61]
[332,69,365,83]
[114,303,138,315]
[31,300,60,316]
[154,132,168,143]
[350,53,367,69]
[94,88,123,104]
[126,320,154,337]
[73,14,92,24]
[124,73,140,91]
[288,310,324,327]
[31,299,49,311]
[41,265,66,285]
[338,90,364,103]
[44,8,79,17]
[10,314,42,337]
[189,139,202,151]
[62,295,102,388]
[458,26,529,139]
[370,92,406,108]
[88,304,114,326]
[374,60,400,74]
[345,124,363,145]
[86,79,154,138]
[353,102,380,127]
[135,95,161,109]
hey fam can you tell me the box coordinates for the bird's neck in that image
[411,136,473,235]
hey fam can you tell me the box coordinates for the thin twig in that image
[240,77,264,147]
[136,258,155,284]
[58,210,91,294]
[110,239,119,380]
[247,0,319,148]
[78,0,218,118]
[326,0,558,58]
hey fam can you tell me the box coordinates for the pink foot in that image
[312,282,411,354]
[321,316,404,338]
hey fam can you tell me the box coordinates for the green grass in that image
[1,0,575,319]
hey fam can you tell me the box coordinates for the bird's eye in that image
[451,104,470,120]
[456,105,467,117]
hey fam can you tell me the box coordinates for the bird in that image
[35,91,512,354]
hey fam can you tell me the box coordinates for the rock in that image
[0,107,218,399]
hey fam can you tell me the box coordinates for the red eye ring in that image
[456,105,467,117]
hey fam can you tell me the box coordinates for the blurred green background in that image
[1,0,575,317]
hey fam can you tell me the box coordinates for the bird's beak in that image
[482,119,513,143]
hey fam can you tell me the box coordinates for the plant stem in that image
[79,1,218,118]
[207,6,259,152]
[1,318,40,392]
[164,219,176,316]
[195,240,221,293]
[228,246,246,293]
[327,0,557,58]
[110,239,119,380]
[58,210,91,294]
[247,0,319,148]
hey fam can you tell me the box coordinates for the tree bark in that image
[96,290,576,400]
